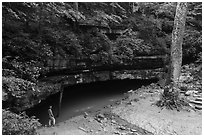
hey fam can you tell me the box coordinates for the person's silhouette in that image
[48,106,55,126]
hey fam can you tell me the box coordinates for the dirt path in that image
[37,98,152,135]
[112,91,202,135]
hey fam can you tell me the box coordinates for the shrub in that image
[2,76,39,111]
[2,109,41,135]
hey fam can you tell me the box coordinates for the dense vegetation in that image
[2,2,202,135]
[2,109,41,135]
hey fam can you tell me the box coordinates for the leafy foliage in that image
[2,57,43,82]
[80,29,111,65]
[2,109,41,135]
[2,76,38,111]
[2,76,36,98]
[2,2,201,72]
[183,28,202,59]
[2,75,61,111]
[2,2,202,134]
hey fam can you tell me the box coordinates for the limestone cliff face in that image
[3,55,165,112]
[3,68,164,112]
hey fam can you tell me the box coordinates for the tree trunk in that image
[170,2,188,86]
[162,2,188,102]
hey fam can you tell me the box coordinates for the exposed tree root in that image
[156,85,190,111]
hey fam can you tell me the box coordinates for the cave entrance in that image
[26,79,158,125]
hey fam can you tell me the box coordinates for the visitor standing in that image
[48,106,55,126]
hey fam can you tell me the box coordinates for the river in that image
[26,79,157,125]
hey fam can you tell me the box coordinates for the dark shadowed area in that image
[26,79,157,125]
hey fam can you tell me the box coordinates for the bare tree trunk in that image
[157,3,188,109]
[170,2,188,86]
